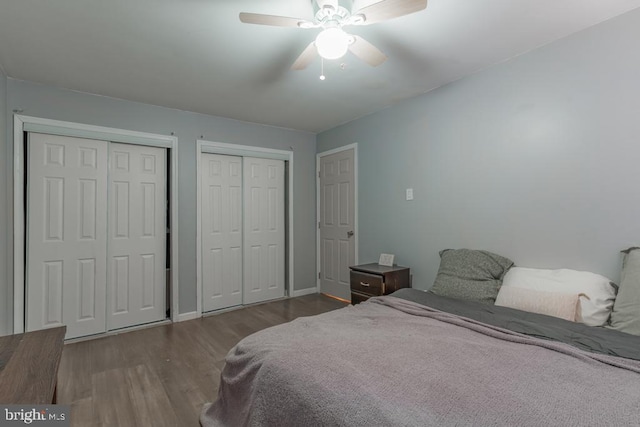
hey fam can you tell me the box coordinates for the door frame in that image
[12,114,180,334]
[316,143,359,294]
[196,140,294,317]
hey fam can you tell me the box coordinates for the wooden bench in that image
[0,326,66,404]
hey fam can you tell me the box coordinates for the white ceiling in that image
[1,0,639,133]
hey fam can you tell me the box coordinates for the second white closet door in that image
[201,154,243,312]
[108,143,167,330]
[243,157,285,304]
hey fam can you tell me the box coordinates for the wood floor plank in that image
[58,341,93,402]
[58,294,347,426]
[116,328,161,367]
[92,368,138,427]
[125,364,179,427]
[68,397,95,427]
[90,335,126,374]
[157,359,211,425]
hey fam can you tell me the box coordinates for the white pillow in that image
[501,267,617,326]
[495,287,580,322]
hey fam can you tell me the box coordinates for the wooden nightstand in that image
[350,263,411,304]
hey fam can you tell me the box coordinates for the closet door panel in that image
[201,154,243,312]
[108,143,166,330]
[243,157,285,304]
[26,133,108,339]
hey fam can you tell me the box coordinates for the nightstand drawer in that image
[350,291,371,305]
[349,263,411,305]
[350,271,383,295]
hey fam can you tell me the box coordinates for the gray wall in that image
[0,72,8,336]
[2,78,317,333]
[317,9,640,289]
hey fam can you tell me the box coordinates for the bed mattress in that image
[201,290,640,426]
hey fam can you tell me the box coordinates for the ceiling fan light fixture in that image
[315,27,351,60]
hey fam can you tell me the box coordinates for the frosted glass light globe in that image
[315,28,350,60]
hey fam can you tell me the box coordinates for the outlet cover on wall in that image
[406,188,414,201]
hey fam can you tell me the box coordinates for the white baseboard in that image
[65,319,171,344]
[292,287,318,297]
[176,311,199,322]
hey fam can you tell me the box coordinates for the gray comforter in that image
[201,296,640,426]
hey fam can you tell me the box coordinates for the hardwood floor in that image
[57,294,347,427]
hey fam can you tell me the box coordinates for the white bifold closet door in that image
[108,143,167,330]
[26,134,167,339]
[200,155,285,311]
[26,133,109,339]
[243,157,285,305]
[201,154,243,312]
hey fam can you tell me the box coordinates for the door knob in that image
[347,231,354,238]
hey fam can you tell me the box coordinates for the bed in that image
[200,288,640,426]
[201,248,640,426]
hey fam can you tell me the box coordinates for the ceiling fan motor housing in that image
[313,0,354,13]
[314,1,353,28]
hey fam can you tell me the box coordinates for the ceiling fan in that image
[239,0,428,71]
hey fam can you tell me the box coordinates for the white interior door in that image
[26,133,108,339]
[243,157,285,304]
[319,148,355,300]
[108,143,167,330]
[201,154,243,312]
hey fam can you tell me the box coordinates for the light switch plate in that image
[406,188,414,201]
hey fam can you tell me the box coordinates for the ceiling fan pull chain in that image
[320,58,326,81]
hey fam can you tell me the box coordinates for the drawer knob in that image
[360,282,370,287]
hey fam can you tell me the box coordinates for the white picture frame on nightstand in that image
[378,253,395,267]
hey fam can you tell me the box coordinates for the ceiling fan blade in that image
[351,0,427,25]
[291,42,318,70]
[239,12,312,28]
[348,36,387,66]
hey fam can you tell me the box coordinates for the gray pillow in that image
[429,249,514,304]
[609,248,640,335]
